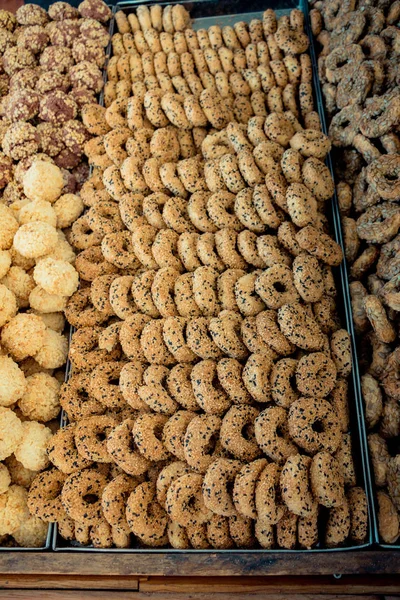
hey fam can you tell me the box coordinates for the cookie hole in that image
[312,419,324,433]
[384,172,398,181]
[109,378,120,387]
[273,281,286,293]
[226,479,235,497]
[153,423,164,441]
[242,422,255,441]
[96,431,107,442]
[204,433,218,455]
[212,374,224,393]
[289,374,297,391]
[83,494,99,504]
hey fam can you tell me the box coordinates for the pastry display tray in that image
[54,0,375,553]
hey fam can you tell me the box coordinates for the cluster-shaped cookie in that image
[27,3,369,550]
[310,0,400,545]
[0,0,112,547]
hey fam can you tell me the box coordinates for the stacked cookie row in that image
[309,0,400,544]
[0,0,112,546]
[27,3,369,550]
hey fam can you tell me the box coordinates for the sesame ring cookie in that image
[102,165,127,201]
[199,88,231,130]
[131,224,159,270]
[236,231,266,269]
[90,274,118,317]
[156,461,191,508]
[140,318,176,365]
[61,469,108,526]
[281,149,303,184]
[162,411,196,461]
[256,463,285,525]
[207,190,243,231]
[166,472,211,527]
[75,246,118,282]
[126,481,168,546]
[144,90,170,128]
[174,273,202,318]
[302,157,334,202]
[348,487,368,544]
[256,309,296,356]
[98,322,122,353]
[217,268,246,312]
[101,231,139,270]
[220,405,261,461]
[120,156,149,195]
[288,396,342,455]
[232,458,268,519]
[162,317,197,363]
[310,451,345,509]
[191,359,231,415]
[292,254,324,303]
[295,352,337,398]
[132,413,170,462]
[209,310,249,360]
[163,196,195,233]
[187,191,217,232]
[242,352,273,403]
[255,406,298,463]
[28,469,66,522]
[234,271,265,316]
[159,162,188,199]
[102,473,138,534]
[325,498,351,548]
[330,329,352,378]
[280,455,316,518]
[196,233,226,272]
[219,154,246,194]
[192,266,221,316]
[138,365,179,415]
[183,414,222,473]
[160,93,191,130]
[142,192,168,230]
[277,302,326,351]
[177,233,202,272]
[75,415,118,463]
[255,265,299,309]
[270,358,299,408]
[48,424,93,474]
[119,316,155,366]
[234,188,266,233]
[286,182,318,228]
[65,288,109,329]
[151,267,180,317]
[89,361,126,409]
[87,200,125,236]
[166,363,199,412]
[152,228,184,272]
[60,372,105,422]
[216,358,252,405]
[207,514,234,549]
[119,361,148,412]
[203,458,243,517]
[69,326,121,372]
[237,150,264,187]
[290,129,331,160]
[256,234,292,267]
[215,229,247,270]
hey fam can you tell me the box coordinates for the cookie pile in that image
[0,0,111,546]
[309,0,400,544]
[27,4,369,550]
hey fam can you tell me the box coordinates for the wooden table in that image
[0,551,399,598]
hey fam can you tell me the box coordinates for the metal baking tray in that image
[54,0,374,553]
[303,1,385,548]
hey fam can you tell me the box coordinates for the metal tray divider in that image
[301,0,379,547]
[55,0,373,553]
